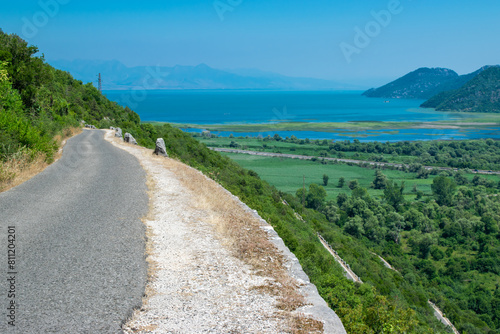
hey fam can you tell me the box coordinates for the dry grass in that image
[0,127,82,193]
[153,155,324,333]
[0,150,48,193]
[288,314,324,334]
[127,324,158,333]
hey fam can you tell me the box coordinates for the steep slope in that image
[421,66,500,112]
[362,67,460,99]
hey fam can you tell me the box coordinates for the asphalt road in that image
[0,130,148,333]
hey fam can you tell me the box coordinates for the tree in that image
[409,234,434,259]
[386,212,404,243]
[472,175,496,188]
[348,179,359,190]
[371,170,387,189]
[337,192,348,207]
[416,166,430,179]
[344,216,365,238]
[338,177,345,188]
[431,176,457,206]
[384,180,405,209]
[306,183,327,210]
[454,171,469,185]
[322,201,340,224]
[297,183,327,210]
[416,191,423,200]
[431,246,445,260]
[323,174,329,186]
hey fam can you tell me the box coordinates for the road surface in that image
[0,130,148,333]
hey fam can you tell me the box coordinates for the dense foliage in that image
[422,66,500,113]
[199,135,500,333]
[320,169,500,333]
[219,138,500,332]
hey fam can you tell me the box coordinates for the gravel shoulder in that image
[105,131,345,334]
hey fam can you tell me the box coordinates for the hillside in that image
[421,66,500,112]
[362,67,463,99]
[49,59,351,90]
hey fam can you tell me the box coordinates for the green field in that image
[200,136,415,163]
[221,152,499,202]
[221,152,436,201]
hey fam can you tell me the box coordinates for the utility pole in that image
[302,175,305,208]
[98,73,102,93]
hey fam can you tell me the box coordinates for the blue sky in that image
[1,0,499,86]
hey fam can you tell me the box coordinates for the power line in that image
[98,73,102,93]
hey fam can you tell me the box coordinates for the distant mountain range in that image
[363,65,500,112]
[48,60,354,90]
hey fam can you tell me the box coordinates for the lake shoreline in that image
[146,120,500,132]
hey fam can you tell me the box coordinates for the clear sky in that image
[1,0,499,87]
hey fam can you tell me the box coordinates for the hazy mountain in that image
[421,66,500,112]
[48,60,353,90]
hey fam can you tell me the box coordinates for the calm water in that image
[104,90,500,141]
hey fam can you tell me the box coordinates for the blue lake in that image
[104,90,500,141]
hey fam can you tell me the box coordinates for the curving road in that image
[0,130,148,333]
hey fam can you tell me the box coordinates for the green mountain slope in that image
[363,67,462,99]
[422,66,500,112]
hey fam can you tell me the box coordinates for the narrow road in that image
[0,130,148,333]
[211,148,500,175]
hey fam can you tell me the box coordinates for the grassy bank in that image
[0,127,82,192]
[145,112,500,133]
